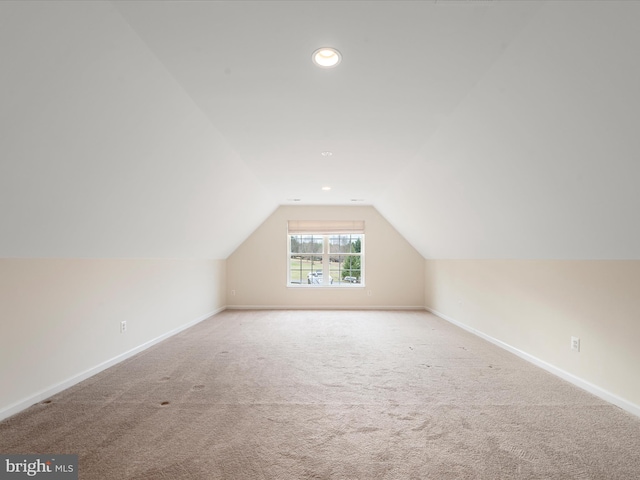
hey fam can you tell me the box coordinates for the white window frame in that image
[287,232,365,288]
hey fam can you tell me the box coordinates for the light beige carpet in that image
[1,310,640,479]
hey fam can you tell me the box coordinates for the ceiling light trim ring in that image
[312,47,342,68]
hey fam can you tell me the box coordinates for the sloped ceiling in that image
[0,1,275,258]
[378,1,640,259]
[1,1,638,259]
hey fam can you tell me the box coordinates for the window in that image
[288,221,364,287]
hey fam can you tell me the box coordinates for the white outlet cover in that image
[571,336,580,351]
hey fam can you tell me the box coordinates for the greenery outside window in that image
[287,221,364,287]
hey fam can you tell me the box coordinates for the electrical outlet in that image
[120,321,127,334]
[571,336,580,352]
[367,290,372,297]
[231,290,236,296]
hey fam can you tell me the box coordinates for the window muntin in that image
[288,233,364,286]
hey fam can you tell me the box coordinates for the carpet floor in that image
[1,310,639,479]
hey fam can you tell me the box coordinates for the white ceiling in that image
[113,0,540,205]
[1,1,639,259]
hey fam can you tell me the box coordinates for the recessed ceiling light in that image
[322,186,332,191]
[287,198,301,202]
[312,47,342,68]
[321,151,333,157]
[350,199,364,202]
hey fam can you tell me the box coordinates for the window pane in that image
[329,254,361,284]
[290,235,323,254]
[289,255,322,284]
[291,235,323,254]
[342,254,361,283]
[329,234,362,254]
[329,258,342,284]
[290,235,303,254]
[328,257,341,284]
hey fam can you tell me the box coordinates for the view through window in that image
[288,233,364,286]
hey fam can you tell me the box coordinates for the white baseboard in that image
[425,307,640,419]
[9,305,637,421]
[226,305,425,310]
[0,307,226,422]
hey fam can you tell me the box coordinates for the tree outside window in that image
[289,234,364,286]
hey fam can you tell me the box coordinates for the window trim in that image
[287,233,365,288]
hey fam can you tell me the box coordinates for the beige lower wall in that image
[227,205,425,308]
[0,258,226,417]
[425,259,640,408]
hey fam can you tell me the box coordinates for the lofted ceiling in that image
[113,0,540,206]
[1,1,639,259]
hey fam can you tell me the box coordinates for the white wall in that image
[0,258,226,419]
[425,259,640,414]
[227,205,424,309]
